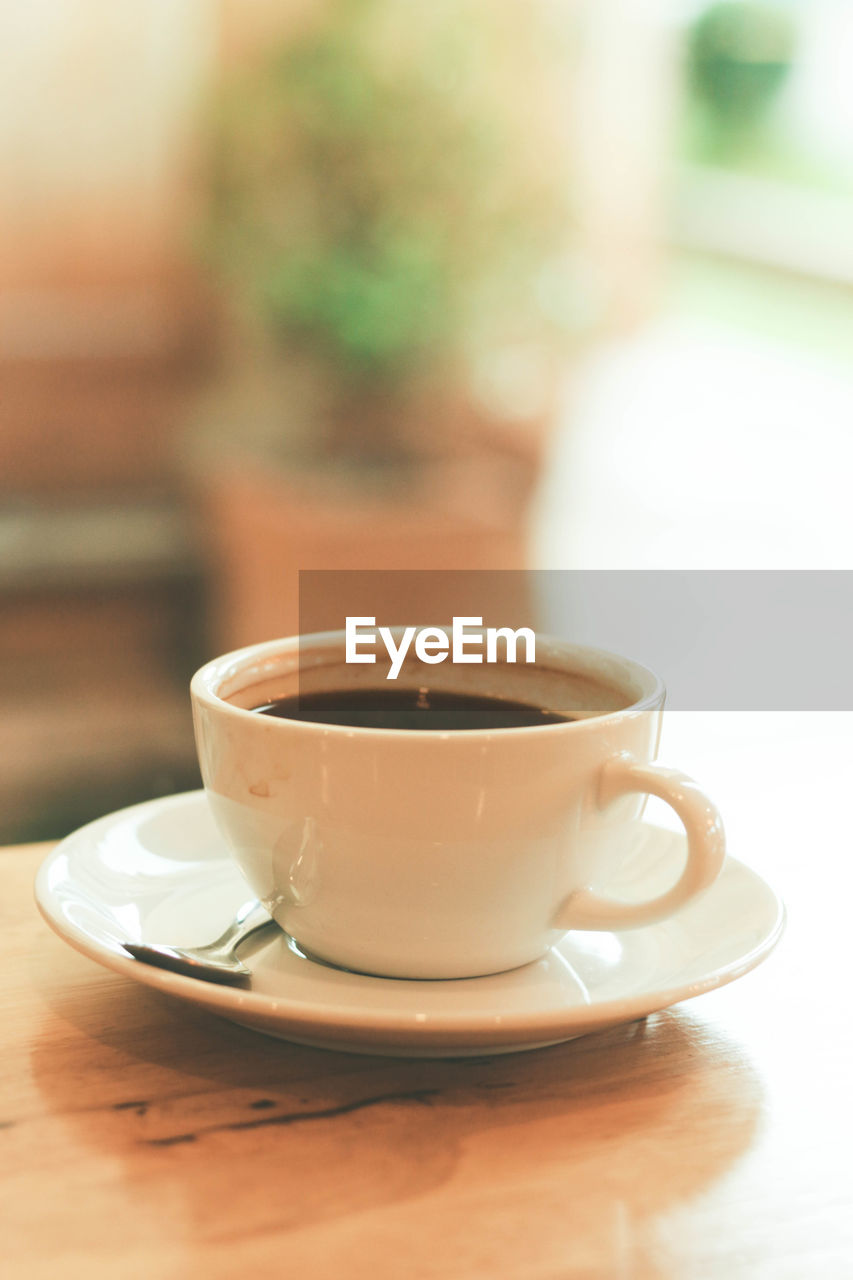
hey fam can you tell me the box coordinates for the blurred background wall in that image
[1,0,851,842]
[1,2,215,840]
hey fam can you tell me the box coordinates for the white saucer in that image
[35,791,784,1058]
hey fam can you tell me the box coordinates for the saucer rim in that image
[34,790,786,1044]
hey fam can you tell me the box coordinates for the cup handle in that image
[554,752,726,931]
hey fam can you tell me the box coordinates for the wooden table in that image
[3,714,852,1278]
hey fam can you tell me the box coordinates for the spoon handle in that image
[205,899,275,958]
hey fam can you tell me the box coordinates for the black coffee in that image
[252,688,571,731]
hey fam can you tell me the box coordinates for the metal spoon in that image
[122,898,276,987]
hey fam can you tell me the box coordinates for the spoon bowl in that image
[122,898,275,987]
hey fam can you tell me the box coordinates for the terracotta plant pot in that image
[197,444,543,651]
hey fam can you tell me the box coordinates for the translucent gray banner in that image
[297,570,853,709]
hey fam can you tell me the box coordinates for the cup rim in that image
[190,630,665,738]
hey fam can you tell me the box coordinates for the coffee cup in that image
[190,630,725,979]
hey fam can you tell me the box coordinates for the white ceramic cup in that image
[191,631,725,979]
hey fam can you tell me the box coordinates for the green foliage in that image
[201,0,573,388]
[688,3,796,134]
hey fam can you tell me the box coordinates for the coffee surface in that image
[253,687,571,731]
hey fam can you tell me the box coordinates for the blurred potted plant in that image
[686,2,796,165]
[190,0,582,646]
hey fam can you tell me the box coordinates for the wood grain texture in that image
[3,715,853,1279]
